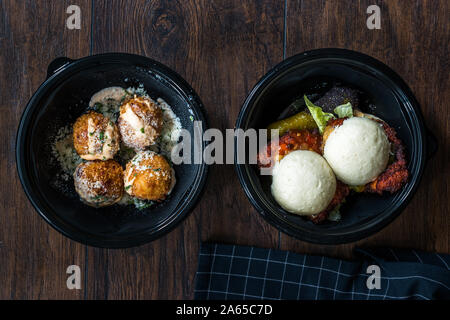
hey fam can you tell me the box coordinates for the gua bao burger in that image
[258,85,408,223]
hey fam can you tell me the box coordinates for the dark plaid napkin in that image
[194,243,450,300]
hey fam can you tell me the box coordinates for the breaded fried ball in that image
[74,160,124,207]
[123,151,175,201]
[73,111,120,160]
[118,96,163,150]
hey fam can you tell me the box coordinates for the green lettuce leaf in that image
[334,102,353,118]
[349,185,365,193]
[304,95,335,134]
[327,204,342,222]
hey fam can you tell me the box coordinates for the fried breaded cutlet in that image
[257,129,322,168]
[365,121,409,194]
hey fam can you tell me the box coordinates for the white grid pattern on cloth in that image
[194,288,430,300]
[205,243,218,300]
[195,244,450,300]
[278,251,289,299]
[260,249,272,300]
[315,257,324,300]
[242,246,253,299]
[435,253,450,270]
[198,252,449,290]
[389,248,400,261]
[333,260,342,300]
[224,245,236,300]
[196,272,432,300]
[412,249,424,264]
[382,278,391,301]
[296,255,307,300]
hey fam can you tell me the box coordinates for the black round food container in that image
[16,53,208,248]
[235,48,436,244]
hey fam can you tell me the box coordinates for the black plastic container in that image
[235,48,436,244]
[16,53,208,248]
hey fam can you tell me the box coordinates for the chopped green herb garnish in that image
[91,195,103,201]
[140,127,145,133]
[93,102,103,111]
[334,102,353,118]
[99,131,104,140]
[125,185,132,190]
[89,132,94,136]
[133,199,154,210]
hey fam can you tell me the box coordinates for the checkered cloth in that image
[194,243,450,300]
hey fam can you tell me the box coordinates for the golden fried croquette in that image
[118,96,163,150]
[123,150,175,201]
[73,160,124,207]
[73,111,120,160]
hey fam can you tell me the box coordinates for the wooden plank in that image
[283,0,449,258]
[87,0,284,299]
[189,0,284,247]
[2,0,447,301]
[0,0,92,299]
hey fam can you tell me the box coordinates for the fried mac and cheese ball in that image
[124,151,175,201]
[73,111,120,160]
[73,160,124,207]
[118,96,163,150]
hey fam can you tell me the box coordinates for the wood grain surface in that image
[282,0,449,258]
[0,0,91,299]
[0,0,448,299]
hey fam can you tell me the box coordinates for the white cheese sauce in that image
[50,84,182,210]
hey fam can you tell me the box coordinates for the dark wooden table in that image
[0,0,448,299]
